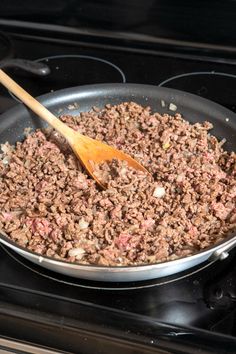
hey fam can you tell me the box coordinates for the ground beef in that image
[0,102,235,266]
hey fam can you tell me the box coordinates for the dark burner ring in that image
[158,71,236,87]
[8,54,126,102]
[158,71,236,113]
[35,54,126,83]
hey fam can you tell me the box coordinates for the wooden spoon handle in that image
[0,69,76,142]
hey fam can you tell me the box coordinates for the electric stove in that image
[0,28,236,354]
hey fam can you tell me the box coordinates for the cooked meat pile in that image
[0,102,235,266]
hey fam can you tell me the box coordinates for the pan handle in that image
[0,59,50,76]
[208,235,236,262]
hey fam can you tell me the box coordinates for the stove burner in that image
[9,54,126,102]
[158,71,236,113]
[1,244,216,291]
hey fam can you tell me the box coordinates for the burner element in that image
[158,71,236,113]
[9,54,126,101]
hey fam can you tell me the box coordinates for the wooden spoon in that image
[0,69,148,188]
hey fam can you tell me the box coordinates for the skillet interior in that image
[1,83,235,148]
[0,83,235,281]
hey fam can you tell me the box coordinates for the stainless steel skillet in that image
[0,83,235,282]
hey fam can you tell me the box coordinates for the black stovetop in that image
[0,241,236,353]
[0,30,236,353]
[2,31,236,115]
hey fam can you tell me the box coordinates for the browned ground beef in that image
[0,102,235,266]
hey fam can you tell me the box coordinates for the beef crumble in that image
[0,102,235,266]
